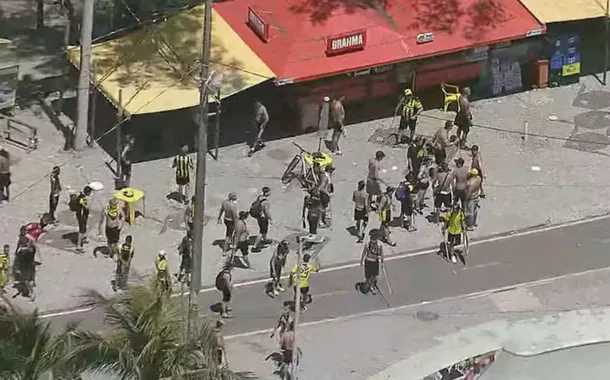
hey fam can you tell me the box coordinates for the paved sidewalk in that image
[3,75,610,312]
[224,268,610,380]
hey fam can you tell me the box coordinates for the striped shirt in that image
[173,154,194,179]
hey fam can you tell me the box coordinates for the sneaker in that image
[301,306,307,313]
[335,150,343,156]
[370,287,377,295]
[272,289,279,296]
[278,286,285,292]
[451,255,457,263]
[467,226,474,231]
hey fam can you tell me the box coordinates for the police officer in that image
[155,250,170,292]
[395,89,423,142]
[377,186,396,246]
[113,235,134,291]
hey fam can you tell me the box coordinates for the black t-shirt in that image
[407,146,423,174]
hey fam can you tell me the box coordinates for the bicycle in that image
[281,142,333,189]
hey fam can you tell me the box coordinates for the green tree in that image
[64,282,239,380]
[0,302,76,380]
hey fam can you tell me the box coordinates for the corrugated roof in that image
[519,0,607,23]
[67,4,275,115]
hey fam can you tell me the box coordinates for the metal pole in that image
[116,89,123,180]
[74,0,94,151]
[57,2,72,114]
[89,82,97,146]
[291,237,303,379]
[190,0,213,301]
[215,90,220,160]
[603,0,610,86]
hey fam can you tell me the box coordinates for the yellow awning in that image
[67,5,275,115]
[520,0,608,23]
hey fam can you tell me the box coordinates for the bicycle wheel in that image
[282,155,302,184]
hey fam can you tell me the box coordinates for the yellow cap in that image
[404,89,413,96]
[469,168,479,176]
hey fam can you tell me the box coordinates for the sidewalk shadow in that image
[346,226,358,236]
[166,191,185,203]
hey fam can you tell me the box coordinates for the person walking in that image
[377,186,396,246]
[465,168,482,231]
[352,180,370,242]
[98,198,125,258]
[177,230,193,283]
[396,174,416,232]
[217,192,238,253]
[329,95,346,155]
[395,89,423,142]
[415,156,435,213]
[442,202,465,264]
[317,165,334,228]
[432,121,458,165]
[302,187,322,240]
[232,211,251,268]
[183,196,195,232]
[470,145,486,198]
[366,150,387,211]
[14,235,36,301]
[451,157,469,208]
[215,262,233,318]
[119,135,135,187]
[359,232,384,295]
[172,145,194,204]
[48,166,62,222]
[249,101,270,157]
[269,240,289,296]
[455,87,473,148]
[432,162,453,223]
[0,148,11,203]
[251,187,273,250]
[406,137,425,177]
[74,186,92,253]
[289,253,320,312]
[0,244,9,294]
[113,235,134,291]
[155,250,170,292]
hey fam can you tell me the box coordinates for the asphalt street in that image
[46,217,610,336]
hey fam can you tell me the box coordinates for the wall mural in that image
[421,350,498,380]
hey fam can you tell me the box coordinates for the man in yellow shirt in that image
[290,253,320,312]
[442,202,465,264]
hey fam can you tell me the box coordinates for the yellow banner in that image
[562,62,581,76]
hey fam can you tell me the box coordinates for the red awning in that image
[214,0,545,84]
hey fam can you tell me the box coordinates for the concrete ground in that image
[2,75,610,313]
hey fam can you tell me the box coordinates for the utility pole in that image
[74,0,94,151]
[604,0,609,85]
[291,237,303,379]
[190,0,213,304]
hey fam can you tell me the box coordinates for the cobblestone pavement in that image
[2,75,610,312]
[224,267,610,380]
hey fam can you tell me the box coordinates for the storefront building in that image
[214,0,546,130]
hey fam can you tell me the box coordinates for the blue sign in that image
[550,51,563,70]
[563,53,581,65]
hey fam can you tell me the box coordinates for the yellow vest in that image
[0,252,8,270]
[156,258,167,273]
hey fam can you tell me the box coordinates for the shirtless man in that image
[470,145,486,198]
[455,87,473,148]
[366,151,387,211]
[465,168,482,230]
[451,157,469,208]
[432,121,457,164]
[232,211,250,268]
[432,162,453,223]
[217,193,238,253]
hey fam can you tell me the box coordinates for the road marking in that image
[224,265,610,340]
[460,261,503,271]
[39,213,610,320]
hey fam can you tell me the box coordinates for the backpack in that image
[69,194,79,212]
[395,182,408,201]
[249,197,263,218]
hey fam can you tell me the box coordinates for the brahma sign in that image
[326,30,367,55]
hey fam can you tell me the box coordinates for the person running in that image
[177,230,193,283]
[0,244,9,293]
[217,192,238,253]
[352,180,370,242]
[172,145,194,204]
[377,186,396,246]
[451,157,469,208]
[329,95,346,155]
[155,250,170,292]
[470,145,486,198]
[359,231,385,295]
[232,211,251,268]
[252,187,273,250]
[249,101,270,157]
[75,186,92,253]
[432,121,458,165]
[289,253,320,312]
[98,198,125,258]
[215,262,233,318]
[465,168,482,231]
[442,202,465,264]
[269,240,290,296]
[366,150,387,211]
[396,174,416,232]
[433,162,453,223]
[120,136,135,187]
[455,87,473,148]
[0,147,11,202]
[317,165,334,228]
[302,187,322,240]
[113,235,134,291]
[183,196,195,232]
[49,166,61,222]
[395,89,423,142]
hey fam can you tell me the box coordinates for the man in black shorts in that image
[433,162,453,223]
[232,211,251,268]
[455,87,472,148]
[172,145,194,204]
[215,262,233,318]
[395,89,423,142]
[352,180,369,242]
